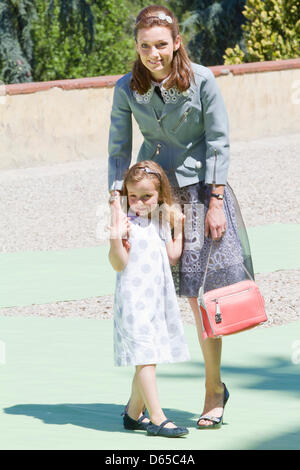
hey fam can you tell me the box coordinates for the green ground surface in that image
[0,223,299,308]
[0,317,299,450]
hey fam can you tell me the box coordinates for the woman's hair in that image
[121,160,181,228]
[131,4,194,95]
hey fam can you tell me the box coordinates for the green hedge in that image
[224,0,300,64]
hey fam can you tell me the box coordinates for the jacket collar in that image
[133,81,195,105]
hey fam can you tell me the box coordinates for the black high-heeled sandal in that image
[197,383,230,430]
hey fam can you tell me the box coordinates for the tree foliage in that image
[224,0,300,64]
[1,0,298,83]
[31,0,137,81]
[0,0,37,83]
[0,0,151,83]
[180,1,246,66]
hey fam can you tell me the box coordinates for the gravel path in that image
[0,270,299,329]
[0,132,299,327]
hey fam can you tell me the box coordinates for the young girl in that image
[108,160,190,438]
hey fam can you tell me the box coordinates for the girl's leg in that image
[188,297,226,425]
[134,364,176,428]
[126,371,149,422]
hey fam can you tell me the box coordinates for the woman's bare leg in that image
[188,297,226,425]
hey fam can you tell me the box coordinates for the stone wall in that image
[0,59,299,170]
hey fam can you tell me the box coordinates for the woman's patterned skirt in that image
[171,182,254,296]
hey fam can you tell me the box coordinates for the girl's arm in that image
[109,238,130,272]
[166,233,183,266]
[108,199,131,272]
[165,210,185,266]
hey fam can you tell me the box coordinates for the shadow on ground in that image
[3,402,300,449]
[3,403,196,433]
[158,356,300,397]
[249,428,300,450]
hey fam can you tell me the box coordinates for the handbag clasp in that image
[215,300,222,324]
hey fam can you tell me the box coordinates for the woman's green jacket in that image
[108,62,230,191]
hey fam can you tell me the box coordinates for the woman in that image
[107,4,253,429]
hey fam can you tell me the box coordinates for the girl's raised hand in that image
[109,192,131,240]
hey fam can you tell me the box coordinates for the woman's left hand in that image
[204,204,227,241]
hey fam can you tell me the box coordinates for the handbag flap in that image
[204,280,257,303]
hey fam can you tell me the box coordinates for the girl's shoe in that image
[197,383,230,430]
[147,419,189,438]
[123,411,149,431]
[121,400,149,431]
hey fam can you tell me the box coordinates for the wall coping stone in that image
[4,58,300,96]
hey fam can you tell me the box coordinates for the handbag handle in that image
[203,148,255,290]
[202,238,255,291]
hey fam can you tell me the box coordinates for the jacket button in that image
[195,161,202,169]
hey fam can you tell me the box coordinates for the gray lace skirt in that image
[171,182,254,297]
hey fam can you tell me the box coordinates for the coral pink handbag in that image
[198,241,268,340]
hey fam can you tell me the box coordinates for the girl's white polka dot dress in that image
[113,216,190,367]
